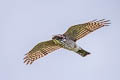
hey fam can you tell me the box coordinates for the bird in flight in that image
[24,19,110,64]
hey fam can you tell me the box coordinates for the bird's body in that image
[52,35,77,51]
[24,19,110,64]
[52,34,90,56]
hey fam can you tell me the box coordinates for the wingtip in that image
[94,19,111,26]
[23,55,33,65]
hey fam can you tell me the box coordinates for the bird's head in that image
[52,34,65,40]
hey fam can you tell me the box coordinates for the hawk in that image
[24,19,110,64]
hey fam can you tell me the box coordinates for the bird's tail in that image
[76,48,90,57]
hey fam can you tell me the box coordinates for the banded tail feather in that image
[76,49,90,57]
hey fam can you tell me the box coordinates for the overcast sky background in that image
[1,0,120,80]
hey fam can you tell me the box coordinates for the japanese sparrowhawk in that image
[24,19,110,64]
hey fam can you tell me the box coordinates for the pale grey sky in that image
[1,0,120,80]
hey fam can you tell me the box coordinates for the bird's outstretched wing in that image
[64,19,110,41]
[24,40,61,64]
